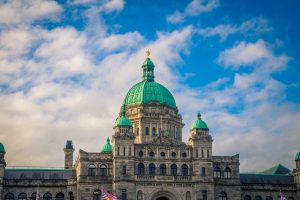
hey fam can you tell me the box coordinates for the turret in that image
[0,143,6,199]
[296,152,300,169]
[64,140,74,169]
[102,137,113,153]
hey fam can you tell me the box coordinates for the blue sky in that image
[0,0,299,172]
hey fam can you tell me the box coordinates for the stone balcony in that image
[135,175,192,182]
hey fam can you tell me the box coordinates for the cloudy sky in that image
[0,0,299,172]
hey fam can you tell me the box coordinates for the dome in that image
[191,113,209,130]
[295,151,300,161]
[123,55,176,109]
[115,105,132,127]
[101,137,112,153]
[0,142,5,153]
[123,81,176,108]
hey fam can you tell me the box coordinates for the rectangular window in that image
[129,146,131,156]
[121,189,127,200]
[123,147,126,156]
[122,165,126,175]
[201,149,204,158]
[201,167,206,176]
[207,149,209,158]
[117,147,120,156]
[202,190,207,200]
[136,128,139,136]
[196,149,198,158]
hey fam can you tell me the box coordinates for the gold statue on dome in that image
[146,49,150,58]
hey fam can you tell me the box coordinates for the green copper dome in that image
[295,151,300,161]
[115,105,132,127]
[191,113,209,130]
[101,137,112,153]
[0,143,5,153]
[123,56,176,108]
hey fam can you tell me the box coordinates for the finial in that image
[107,137,110,143]
[197,112,201,119]
[146,49,150,58]
[121,104,126,116]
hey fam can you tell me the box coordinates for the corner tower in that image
[122,50,184,144]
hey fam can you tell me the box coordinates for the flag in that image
[103,190,118,200]
[280,190,286,200]
[36,191,40,200]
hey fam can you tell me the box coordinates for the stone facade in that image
[0,55,299,200]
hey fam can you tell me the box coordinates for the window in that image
[31,193,37,200]
[224,167,231,179]
[122,165,126,175]
[218,192,227,200]
[186,191,191,200]
[201,167,206,176]
[139,151,143,157]
[171,152,176,158]
[129,146,131,156]
[214,167,221,178]
[43,192,52,200]
[137,163,144,175]
[160,152,165,157]
[160,164,166,175]
[121,189,127,200]
[136,128,139,136]
[123,147,126,156]
[207,149,210,158]
[182,152,187,158]
[196,149,198,158]
[69,192,74,200]
[244,195,251,200]
[266,196,273,200]
[55,192,64,200]
[93,190,101,200]
[88,164,96,176]
[18,193,27,200]
[145,127,149,135]
[181,164,188,176]
[5,193,14,200]
[117,147,120,156]
[202,190,207,200]
[171,164,177,176]
[152,127,156,136]
[201,149,204,158]
[254,195,262,200]
[149,163,156,175]
[288,198,294,200]
[100,164,107,176]
[137,190,143,200]
[149,151,154,157]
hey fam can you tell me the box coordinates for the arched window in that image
[160,164,166,175]
[145,127,149,135]
[5,193,14,200]
[224,167,231,179]
[254,195,262,200]
[69,192,74,200]
[171,164,177,176]
[149,151,154,157]
[137,163,144,175]
[31,193,37,200]
[100,164,107,176]
[171,152,176,158]
[152,127,156,136]
[181,164,188,176]
[93,190,101,200]
[88,164,96,176]
[137,190,143,200]
[139,151,143,157]
[266,196,273,200]
[218,192,227,200]
[186,191,191,200]
[149,163,156,175]
[18,193,27,200]
[55,192,64,200]
[214,167,221,178]
[43,192,52,200]
[244,195,251,200]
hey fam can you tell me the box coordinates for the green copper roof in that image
[115,105,132,127]
[123,56,176,109]
[191,113,209,129]
[260,164,291,175]
[0,142,5,153]
[101,137,113,153]
[295,152,300,161]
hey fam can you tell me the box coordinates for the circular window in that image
[139,151,143,157]
[160,152,165,157]
[171,152,176,158]
[182,152,187,158]
[149,151,154,157]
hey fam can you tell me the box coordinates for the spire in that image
[197,112,201,119]
[142,49,155,82]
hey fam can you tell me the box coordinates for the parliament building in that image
[0,53,299,200]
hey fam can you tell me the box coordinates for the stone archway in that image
[151,191,178,200]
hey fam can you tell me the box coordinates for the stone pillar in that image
[64,140,74,169]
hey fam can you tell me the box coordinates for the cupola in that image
[101,137,113,153]
[191,113,209,130]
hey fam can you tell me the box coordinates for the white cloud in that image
[0,0,62,26]
[167,0,219,24]
[103,0,125,13]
